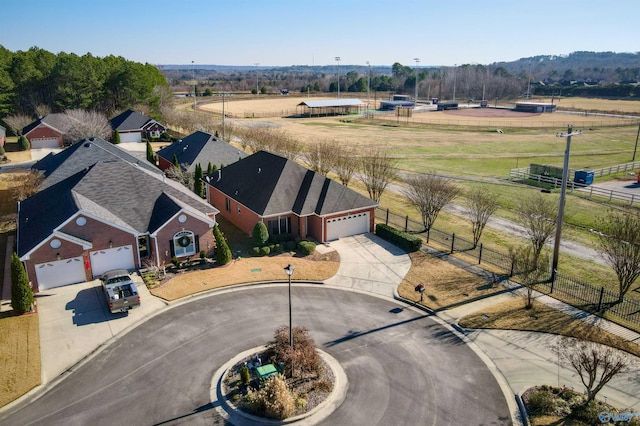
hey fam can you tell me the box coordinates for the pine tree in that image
[10,253,34,314]
[113,130,121,144]
[207,162,214,175]
[172,154,179,168]
[213,225,232,266]
[194,163,204,198]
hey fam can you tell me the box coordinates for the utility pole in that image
[633,120,640,161]
[335,57,341,98]
[551,125,582,282]
[366,61,371,114]
[192,60,196,112]
[254,63,259,96]
[413,58,420,107]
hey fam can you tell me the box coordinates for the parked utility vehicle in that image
[101,269,140,313]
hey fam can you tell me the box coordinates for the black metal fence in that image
[375,207,640,328]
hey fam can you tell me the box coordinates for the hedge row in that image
[375,224,422,252]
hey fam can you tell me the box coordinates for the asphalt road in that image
[2,286,511,426]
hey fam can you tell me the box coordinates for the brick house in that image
[19,138,218,291]
[204,150,377,243]
[156,131,247,173]
[109,109,167,143]
[22,113,74,149]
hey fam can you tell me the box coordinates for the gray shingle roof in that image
[156,131,247,172]
[19,160,218,258]
[206,151,376,217]
[22,113,75,135]
[33,137,162,189]
[297,99,365,108]
[109,109,160,132]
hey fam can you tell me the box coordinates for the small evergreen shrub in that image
[10,252,34,314]
[284,241,296,251]
[251,247,261,256]
[213,225,232,265]
[274,243,282,253]
[252,222,269,247]
[171,257,180,267]
[260,246,271,256]
[200,250,206,259]
[297,241,316,256]
[526,389,555,416]
[375,224,422,252]
[18,135,30,151]
[0,145,5,155]
[240,365,251,385]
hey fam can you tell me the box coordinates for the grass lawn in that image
[0,312,40,408]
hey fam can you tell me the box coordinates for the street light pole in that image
[335,56,341,98]
[413,58,420,107]
[551,125,582,282]
[284,264,295,350]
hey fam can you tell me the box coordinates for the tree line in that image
[0,45,168,120]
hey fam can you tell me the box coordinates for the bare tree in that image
[303,141,335,176]
[595,210,640,302]
[463,187,499,248]
[333,145,359,187]
[11,170,44,201]
[552,336,635,403]
[510,245,548,308]
[517,193,557,261]
[165,164,194,190]
[266,129,301,161]
[402,171,459,232]
[4,114,33,136]
[358,148,397,203]
[64,109,112,142]
[33,104,51,119]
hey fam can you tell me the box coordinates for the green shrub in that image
[251,247,261,256]
[260,246,271,256]
[17,135,30,151]
[274,243,282,253]
[252,222,269,246]
[526,389,555,416]
[171,257,180,267]
[284,240,296,251]
[10,253,34,314]
[298,241,316,256]
[0,145,5,156]
[240,365,251,385]
[570,401,603,424]
[113,130,121,144]
[375,224,422,252]
[213,225,232,265]
[200,250,206,259]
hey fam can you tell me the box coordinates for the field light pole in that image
[413,58,420,106]
[254,63,259,96]
[284,264,295,350]
[551,125,582,282]
[335,56,341,98]
[192,60,196,111]
[366,61,371,113]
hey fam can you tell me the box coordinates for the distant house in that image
[19,137,218,291]
[156,131,247,172]
[0,125,5,148]
[22,113,74,149]
[109,109,167,143]
[204,150,377,243]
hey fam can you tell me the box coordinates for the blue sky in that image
[1,0,638,67]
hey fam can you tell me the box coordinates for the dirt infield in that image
[443,108,541,118]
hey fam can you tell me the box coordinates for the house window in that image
[268,217,291,235]
[138,235,150,258]
[225,197,230,212]
[173,230,196,257]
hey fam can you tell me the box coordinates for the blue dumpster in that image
[574,170,594,185]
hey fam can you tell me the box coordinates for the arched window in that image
[173,230,196,257]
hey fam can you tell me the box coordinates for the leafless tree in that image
[516,193,557,261]
[463,187,499,248]
[303,141,335,176]
[165,164,194,190]
[333,145,359,187]
[595,210,640,302]
[510,245,548,308]
[64,109,112,142]
[3,114,33,136]
[552,336,635,403]
[33,104,51,119]
[11,170,44,201]
[402,171,459,232]
[358,148,397,203]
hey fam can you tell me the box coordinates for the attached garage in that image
[35,256,86,290]
[326,211,371,241]
[118,132,142,143]
[31,137,60,149]
[90,245,135,277]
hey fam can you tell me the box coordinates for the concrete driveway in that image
[36,273,166,383]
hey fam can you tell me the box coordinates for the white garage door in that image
[35,257,86,290]
[326,211,371,241]
[31,137,60,149]
[119,132,142,143]
[90,245,135,277]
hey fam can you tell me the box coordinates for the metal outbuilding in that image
[296,99,365,117]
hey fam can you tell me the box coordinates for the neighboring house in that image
[0,125,5,148]
[156,131,247,172]
[204,150,377,243]
[33,136,162,189]
[22,113,74,149]
[109,109,167,143]
[19,139,218,292]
